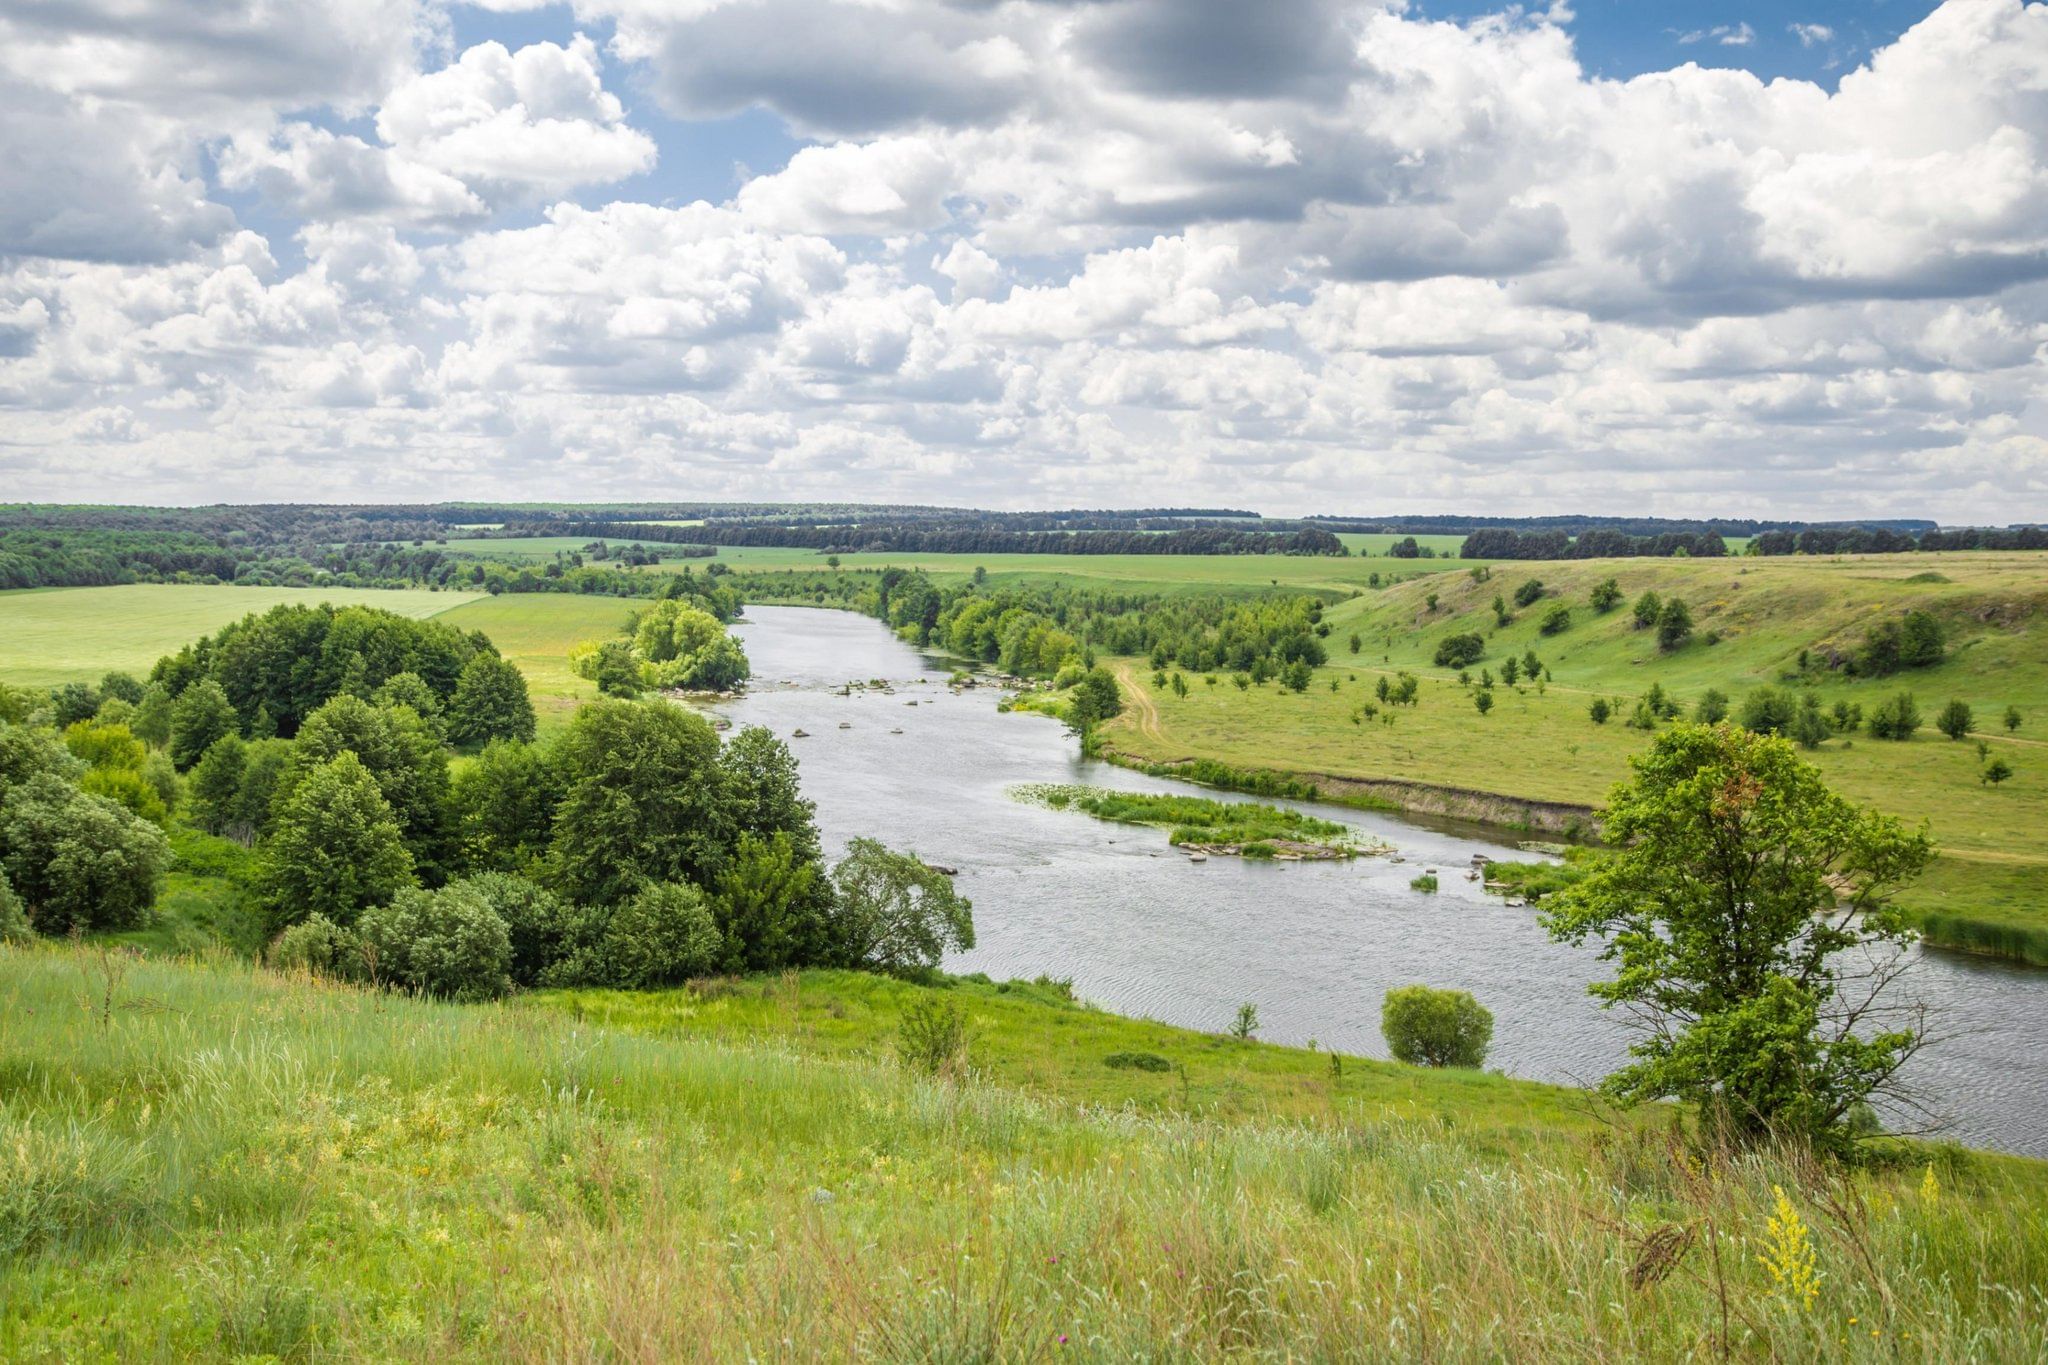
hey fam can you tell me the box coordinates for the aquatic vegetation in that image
[1010,784,1384,859]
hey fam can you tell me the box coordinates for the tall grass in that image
[4,941,2047,1359]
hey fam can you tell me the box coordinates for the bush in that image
[1103,1051,1172,1072]
[1381,985,1493,1068]
[0,772,168,934]
[1588,697,1611,725]
[452,872,573,987]
[0,873,30,943]
[255,753,416,932]
[1539,602,1571,635]
[1937,699,1974,741]
[1867,692,1922,741]
[1410,873,1439,893]
[1789,695,1831,749]
[1432,633,1485,669]
[1512,578,1545,608]
[1738,687,1795,736]
[897,997,971,1077]
[357,884,514,1002]
[1632,591,1662,629]
[268,913,360,979]
[1694,689,1729,725]
[1981,757,2013,786]
[580,881,722,989]
[1655,598,1694,651]
[1590,578,1623,612]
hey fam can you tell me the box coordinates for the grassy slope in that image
[4,943,2045,1360]
[1098,552,2048,958]
[0,585,481,687]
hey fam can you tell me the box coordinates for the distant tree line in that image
[1457,529,1731,560]
[518,520,1348,557]
[1751,525,2048,555]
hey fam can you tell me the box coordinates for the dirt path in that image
[1110,661,1164,741]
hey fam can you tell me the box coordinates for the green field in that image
[4,941,2044,1359]
[0,584,480,686]
[1096,552,2048,958]
[433,593,638,728]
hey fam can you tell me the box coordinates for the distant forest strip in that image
[1459,524,2048,559]
[514,520,1349,557]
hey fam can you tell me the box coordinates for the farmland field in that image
[434,592,639,727]
[0,584,480,686]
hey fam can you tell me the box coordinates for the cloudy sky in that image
[2,0,2044,521]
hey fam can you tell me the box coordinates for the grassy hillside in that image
[4,942,2045,1360]
[0,585,481,686]
[1098,552,2048,960]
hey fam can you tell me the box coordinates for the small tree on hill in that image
[1656,598,1694,651]
[1790,695,1831,750]
[2004,705,2022,733]
[1936,699,1974,741]
[1588,697,1612,725]
[1545,724,1933,1155]
[1694,689,1729,724]
[1591,578,1623,613]
[1540,602,1572,635]
[1632,590,1662,630]
[1474,690,1495,716]
[1382,985,1493,1068]
[1867,692,1921,741]
[1981,757,2013,786]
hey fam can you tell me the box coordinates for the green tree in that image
[1474,690,1495,716]
[449,872,572,988]
[1347,632,1361,654]
[0,722,83,801]
[1513,578,1545,608]
[1790,695,1831,750]
[1590,578,1623,613]
[1981,757,2013,786]
[1433,633,1484,668]
[2004,705,2022,733]
[1281,660,1313,692]
[1694,689,1729,725]
[1866,692,1921,741]
[357,883,514,1002]
[131,684,173,748]
[1655,597,1694,651]
[1067,668,1123,731]
[187,735,249,837]
[568,881,722,989]
[450,739,560,875]
[1588,697,1612,725]
[97,671,145,706]
[1739,687,1796,736]
[1540,602,1572,635]
[546,699,726,906]
[0,872,31,943]
[372,672,446,740]
[1632,590,1662,629]
[1936,699,1974,741]
[0,772,168,934]
[446,652,537,746]
[1500,657,1521,686]
[1544,725,1933,1154]
[169,679,239,769]
[712,831,826,972]
[1381,985,1493,1067]
[827,839,974,974]
[280,694,453,878]
[256,753,416,931]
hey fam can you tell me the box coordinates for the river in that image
[713,605,2048,1157]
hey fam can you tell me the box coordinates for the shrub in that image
[1694,689,1729,724]
[1588,697,1611,725]
[1590,578,1623,612]
[1229,1002,1260,1040]
[357,884,514,1002]
[1937,699,1974,741]
[586,881,722,989]
[452,872,573,987]
[1632,591,1662,629]
[1539,602,1572,635]
[897,997,971,1077]
[1410,873,1439,893]
[0,772,168,934]
[0,873,30,944]
[1789,696,1831,750]
[1867,692,1922,741]
[1381,985,1493,1068]
[268,913,360,980]
[2005,705,2023,733]
[1512,578,1545,608]
[1474,690,1494,716]
[1981,757,2013,786]
[1655,598,1694,651]
[1432,633,1484,669]
[1103,1051,1172,1072]
[1739,687,1796,736]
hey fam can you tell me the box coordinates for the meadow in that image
[433,593,637,729]
[5,940,2046,1360]
[1095,552,2048,959]
[0,584,478,686]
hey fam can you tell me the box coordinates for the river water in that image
[713,605,2048,1157]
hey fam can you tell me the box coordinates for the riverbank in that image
[6,941,2047,1360]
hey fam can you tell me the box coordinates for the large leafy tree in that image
[828,839,975,974]
[278,695,453,880]
[450,738,561,875]
[545,698,727,906]
[0,771,168,933]
[1545,724,1933,1154]
[447,652,536,746]
[169,678,239,769]
[257,752,416,931]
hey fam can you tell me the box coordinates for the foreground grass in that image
[0,585,480,687]
[5,945,2046,1360]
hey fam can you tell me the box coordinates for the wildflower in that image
[1757,1185,1821,1311]
[1919,1164,1940,1207]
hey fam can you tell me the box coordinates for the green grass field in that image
[433,593,639,728]
[0,585,480,686]
[1098,552,2048,959]
[4,941,2044,1359]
